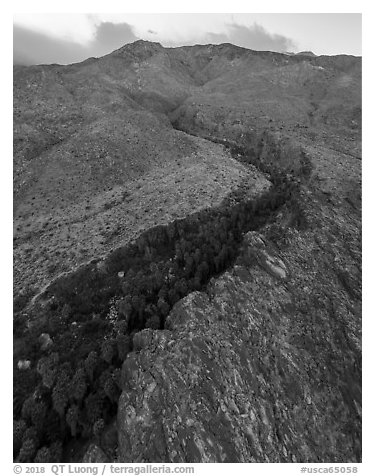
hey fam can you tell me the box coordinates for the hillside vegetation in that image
[13,40,361,463]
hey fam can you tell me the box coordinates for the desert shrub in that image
[18,438,37,462]
[81,317,108,336]
[145,314,161,330]
[266,223,287,245]
[84,351,99,383]
[13,148,302,460]
[116,335,131,361]
[93,418,105,440]
[85,392,106,425]
[66,404,80,437]
[34,446,52,463]
[335,267,360,300]
[288,197,309,230]
[13,419,27,456]
[14,290,33,313]
[37,353,59,389]
[101,339,117,364]
[71,367,87,402]
[48,441,63,462]
[52,370,71,418]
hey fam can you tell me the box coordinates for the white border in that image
[4,3,371,474]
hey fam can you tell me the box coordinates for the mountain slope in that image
[118,224,361,463]
[13,40,361,464]
[13,41,361,304]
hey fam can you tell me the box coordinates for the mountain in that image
[13,41,361,301]
[296,50,317,57]
[13,40,361,463]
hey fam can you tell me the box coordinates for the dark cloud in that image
[13,25,88,65]
[13,22,138,65]
[93,22,138,56]
[13,20,296,66]
[206,22,296,53]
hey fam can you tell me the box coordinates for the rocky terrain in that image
[118,209,361,463]
[13,40,361,463]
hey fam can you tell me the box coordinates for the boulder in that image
[38,333,53,351]
[244,231,288,280]
[17,360,31,370]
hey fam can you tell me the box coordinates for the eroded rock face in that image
[243,231,288,280]
[117,229,361,463]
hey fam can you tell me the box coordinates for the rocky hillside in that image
[118,214,361,463]
[13,40,361,463]
[13,40,360,305]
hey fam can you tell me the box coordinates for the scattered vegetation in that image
[13,40,360,463]
[13,132,311,462]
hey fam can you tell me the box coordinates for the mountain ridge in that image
[14,39,362,68]
[13,39,361,464]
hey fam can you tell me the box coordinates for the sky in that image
[13,13,362,65]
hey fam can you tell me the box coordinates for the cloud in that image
[13,22,138,65]
[92,22,138,56]
[13,25,87,65]
[206,22,296,53]
[13,20,296,65]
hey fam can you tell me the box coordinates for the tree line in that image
[13,144,308,462]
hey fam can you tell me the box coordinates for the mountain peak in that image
[111,39,164,57]
[129,39,164,50]
[296,51,316,57]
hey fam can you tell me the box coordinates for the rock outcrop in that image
[117,227,361,463]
